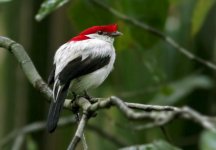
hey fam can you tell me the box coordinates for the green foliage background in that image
[0,0,216,149]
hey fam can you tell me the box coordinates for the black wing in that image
[47,64,56,86]
[58,55,111,84]
[47,55,111,132]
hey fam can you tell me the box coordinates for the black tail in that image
[47,84,69,133]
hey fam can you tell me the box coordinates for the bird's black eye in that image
[97,31,103,35]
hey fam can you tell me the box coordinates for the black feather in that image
[48,64,56,86]
[58,55,110,84]
[47,82,70,133]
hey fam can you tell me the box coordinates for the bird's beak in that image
[110,31,123,37]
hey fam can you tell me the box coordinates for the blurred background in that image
[0,0,216,150]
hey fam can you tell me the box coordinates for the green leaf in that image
[200,130,216,150]
[150,75,213,105]
[191,0,215,36]
[120,140,182,150]
[167,0,181,5]
[0,0,11,3]
[35,0,70,21]
[26,135,38,150]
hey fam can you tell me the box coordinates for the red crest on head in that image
[70,24,118,42]
[79,24,118,35]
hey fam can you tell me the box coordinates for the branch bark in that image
[67,113,88,150]
[0,36,53,100]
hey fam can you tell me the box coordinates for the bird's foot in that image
[84,91,92,100]
[70,92,80,114]
[83,91,98,104]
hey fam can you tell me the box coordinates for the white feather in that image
[53,79,62,102]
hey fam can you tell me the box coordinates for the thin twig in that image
[112,97,216,131]
[88,97,216,131]
[91,0,216,71]
[126,102,178,111]
[75,113,88,150]
[11,135,24,150]
[67,113,88,150]
[0,116,77,148]
[87,125,128,147]
[81,134,88,150]
[0,115,127,149]
[181,107,216,131]
[67,98,92,149]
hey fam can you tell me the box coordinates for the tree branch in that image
[11,135,24,150]
[67,113,88,150]
[87,125,128,147]
[0,116,77,149]
[89,97,216,131]
[90,0,216,71]
[0,115,127,149]
[0,36,53,100]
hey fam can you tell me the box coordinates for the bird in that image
[47,24,122,133]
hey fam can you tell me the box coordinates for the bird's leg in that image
[75,112,81,122]
[70,92,80,114]
[72,92,78,101]
[84,90,97,102]
[68,91,78,102]
[84,90,92,101]
[83,91,99,104]
[83,90,97,117]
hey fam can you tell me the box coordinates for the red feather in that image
[79,24,118,35]
[70,35,89,41]
[69,24,118,42]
